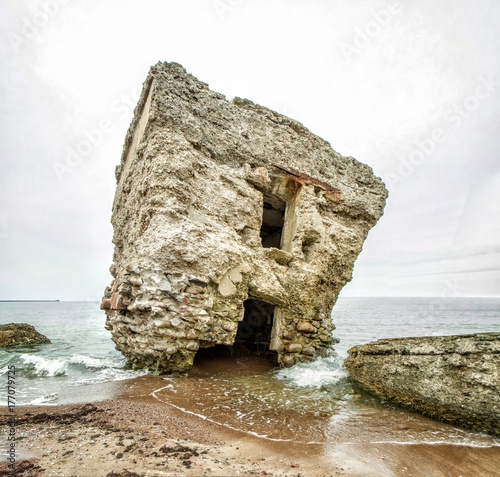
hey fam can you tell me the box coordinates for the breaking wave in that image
[17,353,128,376]
[20,354,68,376]
[273,354,348,389]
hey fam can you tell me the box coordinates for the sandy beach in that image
[2,375,343,477]
[2,374,500,477]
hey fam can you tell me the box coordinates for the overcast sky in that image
[0,0,499,300]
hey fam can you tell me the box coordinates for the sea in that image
[1,297,499,447]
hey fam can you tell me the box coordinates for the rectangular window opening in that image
[260,194,286,248]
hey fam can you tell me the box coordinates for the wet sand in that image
[1,377,345,476]
[2,356,500,476]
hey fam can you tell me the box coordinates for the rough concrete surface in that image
[345,332,500,436]
[103,61,387,373]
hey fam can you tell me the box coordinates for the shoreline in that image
[1,376,344,477]
[2,376,500,476]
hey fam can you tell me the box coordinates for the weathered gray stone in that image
[345,333,500,436]
[158,279,172,293]
[103,61,387,373]
[0,323,51,347]
[302,346,316,356]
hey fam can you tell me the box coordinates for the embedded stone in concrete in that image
[297,322,317,333]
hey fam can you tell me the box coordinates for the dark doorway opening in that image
[260,194,286,248]
[193,299,277,365]
[195,344,235,359]
[235,299,275,358]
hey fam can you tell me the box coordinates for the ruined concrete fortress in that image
[102,62,388,373]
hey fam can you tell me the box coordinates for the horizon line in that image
[1,296,500,302]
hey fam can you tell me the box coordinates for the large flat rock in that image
[345,333,500,435]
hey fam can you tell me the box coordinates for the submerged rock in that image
[103,61,387,373]
[345,333,500,436]
[0,323,51,347]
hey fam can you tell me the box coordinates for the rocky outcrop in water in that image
[345,333,500,436]
[102,61,387,374]
[0,323,51,347]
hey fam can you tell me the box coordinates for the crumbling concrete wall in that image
[102,62,387,373]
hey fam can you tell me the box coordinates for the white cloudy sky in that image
[0,0,499,300]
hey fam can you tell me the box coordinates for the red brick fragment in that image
[110,292,127,311]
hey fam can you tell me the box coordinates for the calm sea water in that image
[0,297,499,420]
[332,296,500,356]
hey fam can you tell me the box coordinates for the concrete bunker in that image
[102,62,388,374]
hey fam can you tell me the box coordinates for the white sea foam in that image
[274,355,347,388]
[25,393,59,405]
[68,354,122,369]
[20,354,67,376]
[352,439,500,448]
[67,367,148,386]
